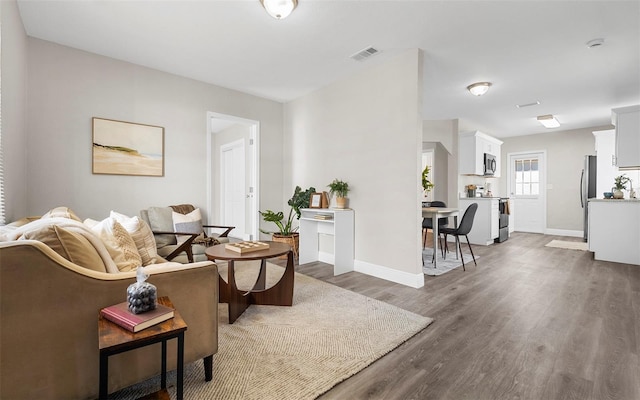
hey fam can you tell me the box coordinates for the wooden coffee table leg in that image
[218,261,230,304]
[252,259,268,291]
[227,260,250,324]
[251,250,295,306]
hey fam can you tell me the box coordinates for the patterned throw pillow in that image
[110,211,159,266]
[172,208,204,245]
[90,217,142,272]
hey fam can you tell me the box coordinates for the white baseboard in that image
[354,259,424,288]
[318,252,424,288]
[545,229,583,238]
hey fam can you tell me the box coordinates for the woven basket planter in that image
[272,233,299,260]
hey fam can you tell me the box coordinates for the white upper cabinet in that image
[612,105,640,169]
[459,131,503,177]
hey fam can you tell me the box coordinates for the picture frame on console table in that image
[92,117,165,177]
[309,192,323,208]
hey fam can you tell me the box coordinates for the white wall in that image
[423,119,459,208]
[500,126,611,231]
[24,38,284,223]
[1,0,28,222]
[283,49,424,287]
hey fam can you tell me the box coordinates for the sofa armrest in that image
[0,240,218,400]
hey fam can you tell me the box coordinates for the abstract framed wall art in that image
[92,117,165,177]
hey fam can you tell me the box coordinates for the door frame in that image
[206,111,260,241]
[506,150,547,233]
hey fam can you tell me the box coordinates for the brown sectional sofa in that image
[0,210,219,399]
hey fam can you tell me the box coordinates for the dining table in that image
[422,207,459,268]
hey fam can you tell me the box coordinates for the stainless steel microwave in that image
[484,153,496,176]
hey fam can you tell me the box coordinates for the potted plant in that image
[422,165,434,195]
[259,186,315,258]
[613,174,630,199]
[327,179,349,209]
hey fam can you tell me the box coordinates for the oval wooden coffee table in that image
[205,241,294,324]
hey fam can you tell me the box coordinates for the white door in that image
[221,139,246,239]
[508,152,546,233]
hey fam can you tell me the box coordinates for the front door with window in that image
[508,152,546,233]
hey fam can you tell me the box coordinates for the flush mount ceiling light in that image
[537,114,561,128]
[260,0,298,19]
[586,38,605,49]
[466,82,492,96]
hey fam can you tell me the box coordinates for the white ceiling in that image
[16,0,640,138]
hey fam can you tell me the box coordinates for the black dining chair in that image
[441,202,478,271]
[422,201,448,261]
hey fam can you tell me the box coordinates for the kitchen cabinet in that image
[459,131,503,177]
[588,199,640,265]
[612,105,640,169]
[593,129,618,194]
[458,198,499,245]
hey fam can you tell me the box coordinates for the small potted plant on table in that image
[327,179,350,209]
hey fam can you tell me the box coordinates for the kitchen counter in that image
[459,196,502,200]
[588,199,640,265]
[589,198,640,202]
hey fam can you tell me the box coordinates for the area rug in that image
[111,262,434,400]
[545,239,589,251]
[422,247,477,276]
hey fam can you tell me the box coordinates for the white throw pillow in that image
[172,208,203,245]
[110,211,159,266]
[89,217,142,272]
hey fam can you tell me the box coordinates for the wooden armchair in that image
[140,204,234,263]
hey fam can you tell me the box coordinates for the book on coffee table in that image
[100,302,174,333]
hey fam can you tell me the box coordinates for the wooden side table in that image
[98,296,187,400]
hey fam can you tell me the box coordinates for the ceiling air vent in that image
[350,46,379,61]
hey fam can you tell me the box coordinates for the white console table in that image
[299,208,354,275]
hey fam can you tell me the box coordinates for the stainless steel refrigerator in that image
[581,155,597,242]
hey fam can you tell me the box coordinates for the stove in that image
[495,197,510,243]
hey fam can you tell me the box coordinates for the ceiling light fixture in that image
[467,82,492,96]
[586,38,605,49]
[516,101,540,108]
[537,114,561,128]
[260,0,298,19]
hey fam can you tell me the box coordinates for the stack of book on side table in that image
[313,214,333,220]
[100,302,174,333]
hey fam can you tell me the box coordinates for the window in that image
[514,158,539,196]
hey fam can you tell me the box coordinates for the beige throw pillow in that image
[110,211,159,266]
[41,206,82,222]
[21,224,107,272]
[172,208,203,245]
[90,217,142,272]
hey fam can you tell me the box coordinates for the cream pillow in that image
[172,208,203,245]
[110,211,159,266]
[90,217,142,272]
[21,224,107,273]
[41,206,82,222]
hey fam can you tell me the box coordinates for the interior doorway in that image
[207,112,260,241]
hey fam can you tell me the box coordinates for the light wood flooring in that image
[285,232,640,400]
